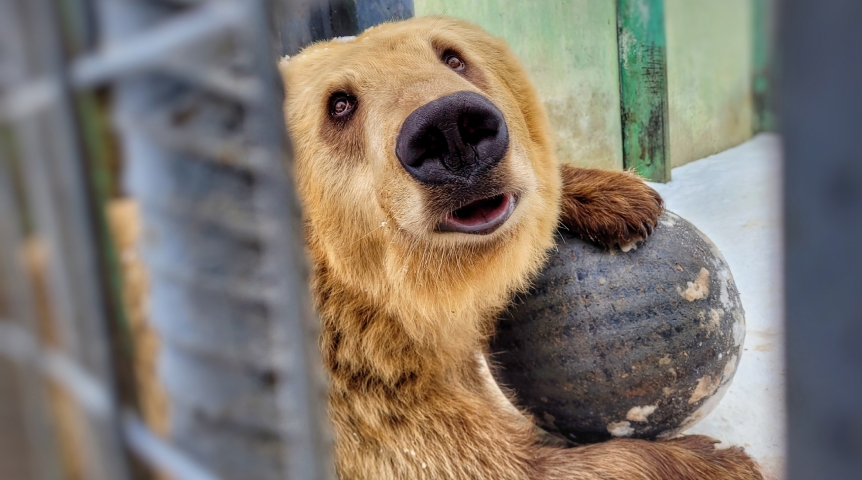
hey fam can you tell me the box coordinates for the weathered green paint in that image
[616,0,671,183]
[415,0,624,171]
[412,1,759,172]
[752,0,776,133]
[665,0,753,167]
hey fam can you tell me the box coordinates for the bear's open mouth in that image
[437,193,518,235]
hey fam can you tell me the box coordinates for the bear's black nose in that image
[396,91,509,184]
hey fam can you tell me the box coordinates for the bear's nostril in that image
[458,112,498,147]
[396,91,508,185]
[411,128,448,168]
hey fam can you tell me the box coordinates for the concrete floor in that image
[648,133,785,479]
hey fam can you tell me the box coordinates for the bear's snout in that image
[396,91,509,185]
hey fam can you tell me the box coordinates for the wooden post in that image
[616,0,670,183]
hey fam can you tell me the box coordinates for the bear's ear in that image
[277,55,295,101]
[277,55,293,87]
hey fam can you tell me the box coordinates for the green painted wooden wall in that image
[415,0,624,171]
[414,1,769,174]
[665,0,754,168]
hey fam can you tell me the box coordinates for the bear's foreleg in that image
[558,164,664,249]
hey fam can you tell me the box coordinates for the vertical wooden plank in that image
[617,0,670,182]
[752,0,775,133]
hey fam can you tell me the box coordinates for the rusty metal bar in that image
[1,0,132,478]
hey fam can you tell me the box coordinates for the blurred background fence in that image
[0,0,414,478]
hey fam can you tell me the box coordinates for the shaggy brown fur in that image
[559,166,664,249]
[280,16,762,480]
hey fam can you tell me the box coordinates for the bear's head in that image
[280,17,561,348]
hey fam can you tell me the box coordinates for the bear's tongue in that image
[439,193,516,235]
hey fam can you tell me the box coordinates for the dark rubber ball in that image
[490,212,745,444]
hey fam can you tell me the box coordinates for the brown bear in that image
[279,16,762,480]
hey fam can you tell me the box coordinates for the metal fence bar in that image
[0,7,262,123]
[2,0,132,478]
[1,0,372,478]
[0,318,221,479]
[0,322,113,419]
[14,0,115,393]
[783,0,862,479]
[242,3,333,477]
[121,411,223,480]
[0,125,64,480]
[98,0,334,478]
[0,78,61,122]
[72,1,247,89]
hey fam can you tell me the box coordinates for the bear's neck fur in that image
[312,242,514,394]
[312,255,545,479]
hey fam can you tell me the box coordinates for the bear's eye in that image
[329,93,357,118]
[444,52,466,72]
